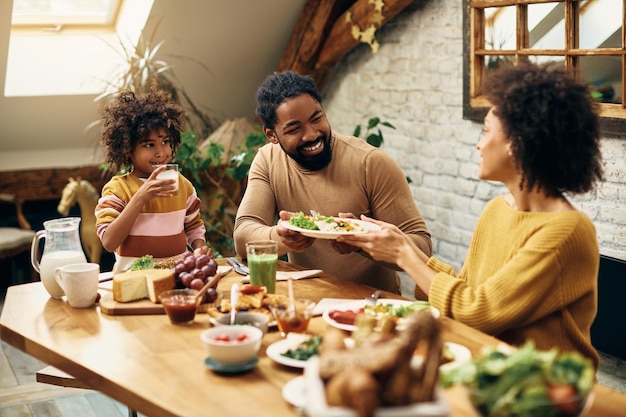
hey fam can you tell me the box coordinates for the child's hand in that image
[136,165,178,201]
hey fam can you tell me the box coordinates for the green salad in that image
[130,255,154,270]
[289,211,319,230]
[281,335,323,361]
[439,341,594,417]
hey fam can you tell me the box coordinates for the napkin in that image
[239,269,323,284]
[312,298,360,316]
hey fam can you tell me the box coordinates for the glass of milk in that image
[155,163,179,195]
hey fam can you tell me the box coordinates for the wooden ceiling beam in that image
[277,0,416,90]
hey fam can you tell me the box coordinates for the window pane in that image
[485,54,515,70]
[580,0,621,49]
[485,6,516,50]
[528,56,565,65]
[580,55,622,104]
[528,2,565,50]
[12,0,118,25]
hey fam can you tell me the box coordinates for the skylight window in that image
[11,0,120,27]
[5,0,152,97]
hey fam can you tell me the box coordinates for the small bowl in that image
[214,312,270,334]
[200,325,263,364]
[159,289,200,325]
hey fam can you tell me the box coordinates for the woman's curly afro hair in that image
[482,61,604,196]
[100,87,186,171]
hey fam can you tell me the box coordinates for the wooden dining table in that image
[1,259,625,417]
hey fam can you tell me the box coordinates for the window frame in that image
[463,0,626,138]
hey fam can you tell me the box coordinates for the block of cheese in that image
[112,269,175,303]
[113,270,149,302]
[145,269,175,303]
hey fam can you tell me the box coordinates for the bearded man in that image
[233,71,431,294]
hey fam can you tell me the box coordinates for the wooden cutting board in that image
[99,293,165,315]
[97,265,232,316]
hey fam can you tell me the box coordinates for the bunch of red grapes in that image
[174,246,219,303]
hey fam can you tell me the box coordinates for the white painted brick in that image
[323,0,626,262]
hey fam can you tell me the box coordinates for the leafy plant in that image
[91,17,219,139]
[174,127,267,256]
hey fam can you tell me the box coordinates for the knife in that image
[227,257,249,275]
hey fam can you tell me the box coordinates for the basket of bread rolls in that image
[304,311,450,417]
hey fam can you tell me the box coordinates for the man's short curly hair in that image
[255,71,322,130]
[100,88,186,171]
[482,61,604,196]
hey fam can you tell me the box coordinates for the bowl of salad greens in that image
[439,341,595,417]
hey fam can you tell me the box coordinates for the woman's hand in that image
[337,215,412,264]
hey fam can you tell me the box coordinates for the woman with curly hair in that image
[95,88,206,272]
[338,61,604,369]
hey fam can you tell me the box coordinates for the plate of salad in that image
[266,334,323,368]
[280,211,380,239]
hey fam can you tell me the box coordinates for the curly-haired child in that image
[95,88,206,272]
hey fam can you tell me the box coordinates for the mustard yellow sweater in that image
[426,196,600,368]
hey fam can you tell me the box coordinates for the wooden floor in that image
[0,339,138,417]
[0,266,141,417]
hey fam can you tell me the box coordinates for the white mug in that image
[54,263,100,308]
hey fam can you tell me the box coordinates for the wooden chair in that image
[36,366,138,417]
[0,193,35,284]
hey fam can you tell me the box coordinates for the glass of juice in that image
[271,299,316,337]
[245,240,278,293]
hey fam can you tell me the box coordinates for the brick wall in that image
[323,0,626,271]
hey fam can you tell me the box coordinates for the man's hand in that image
[275,210,315,252]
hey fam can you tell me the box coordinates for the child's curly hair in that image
[100,88,186,171]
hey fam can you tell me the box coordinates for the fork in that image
[365,290,381,306]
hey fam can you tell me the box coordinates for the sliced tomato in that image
[548,384,581,415]
[213,334,231,342]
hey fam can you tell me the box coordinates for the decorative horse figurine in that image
[57,177,102,264]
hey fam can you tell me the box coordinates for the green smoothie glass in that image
[245,240,278,293]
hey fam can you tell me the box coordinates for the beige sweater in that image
[234,133,431,293]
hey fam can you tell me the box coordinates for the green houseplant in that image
[174,127,267,256]
[92,18,219,139]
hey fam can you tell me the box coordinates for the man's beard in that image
[280,130,333,171]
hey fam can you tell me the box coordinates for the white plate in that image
[440,342,472,371]
[322,299,441,332]
[279,218,381,239]
[266,336,315,369]
[410,342,472,371]
[282,376,307,408]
